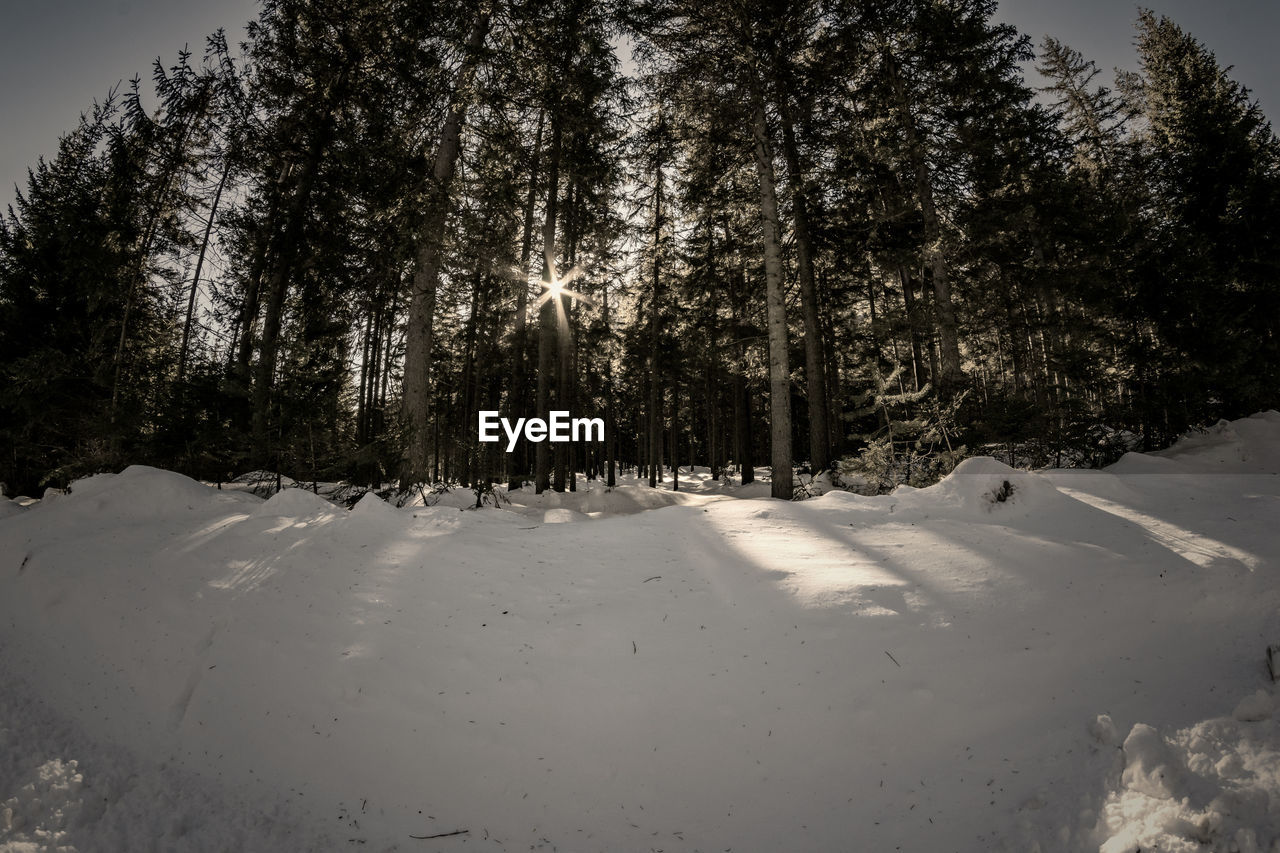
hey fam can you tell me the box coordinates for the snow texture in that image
[2,412,1280,851]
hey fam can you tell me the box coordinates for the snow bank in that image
[53,465,254,520]
[349,490,396,519]
[1097,687,1280,853]
[1107,451,1191,475]
[1160,412,1280,473]
[893,455,1078,518]
[1110,411,1280,475]
[254,485,338,518]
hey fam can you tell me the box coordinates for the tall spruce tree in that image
[1128,9,1280,425]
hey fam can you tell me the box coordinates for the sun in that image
[532,262,593,312]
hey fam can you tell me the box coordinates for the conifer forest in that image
[1,0,1278,499]
[7,3,1280,850]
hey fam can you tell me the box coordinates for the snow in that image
[254,484,341,518]
[1233,690,1276,723]
[1097,712,1280,853]
[2,414,1280,851]
[0,672,332,851]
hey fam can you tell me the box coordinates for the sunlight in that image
[532,262,592,312]
[209,558,278,592]
[178,513,251,553]
[698,504,922,613]
[1054,486,1261,571]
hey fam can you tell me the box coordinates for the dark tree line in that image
[2,0,1278,498]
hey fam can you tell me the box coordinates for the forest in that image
[2,0,1278,501]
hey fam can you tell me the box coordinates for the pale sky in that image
[0,0,260,198]
[1,0,1277,200]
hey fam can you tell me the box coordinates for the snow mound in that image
[570,484,691,514]
[1120,723,1186,799]
[1098,693,1280,853]
[1090,714,1123,748]
[892,456,1077,520]
[255,486,338,518]
[1107,451,1190,475]
[1234,690,1275,722]
[539,506,590,523]
[1119,411,1280,474]
[61,466,230,518]
[496,480,723,520]
[392,486,470,510]
[348,491,409,529]
[350,490,396,519]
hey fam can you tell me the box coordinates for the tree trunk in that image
[603,283,617,488]
[111,89,209,419]
[364,279,387,444]
[820,277,844,458]
[534,115,563,494]
[177,154,231,385]
[251,121,330,464]
[554,179,578,493]
[507,109,544,490]
[647,163,663,489]
[400,5,492,489]
[706,362,718,480]
[885,52,964,392]
[460,265,483,487]
[553,289,572,492]
[737,374,754,485]
[750,93,793,499]
[376,286,399,450]
[779,101,830,473]
[232,162,288,388]
[567,298,579,492]
[729,240,755,486]
[357,306,374,445]
[898,265,929,392]
[670,382,680,492]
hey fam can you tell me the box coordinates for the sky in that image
[1,0,1277,201]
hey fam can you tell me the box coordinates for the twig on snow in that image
[409,829,469,840]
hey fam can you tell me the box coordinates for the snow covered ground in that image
[2,413,1279,852]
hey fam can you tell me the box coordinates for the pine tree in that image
[400,2,493,489]
[1128,9,1280,423]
